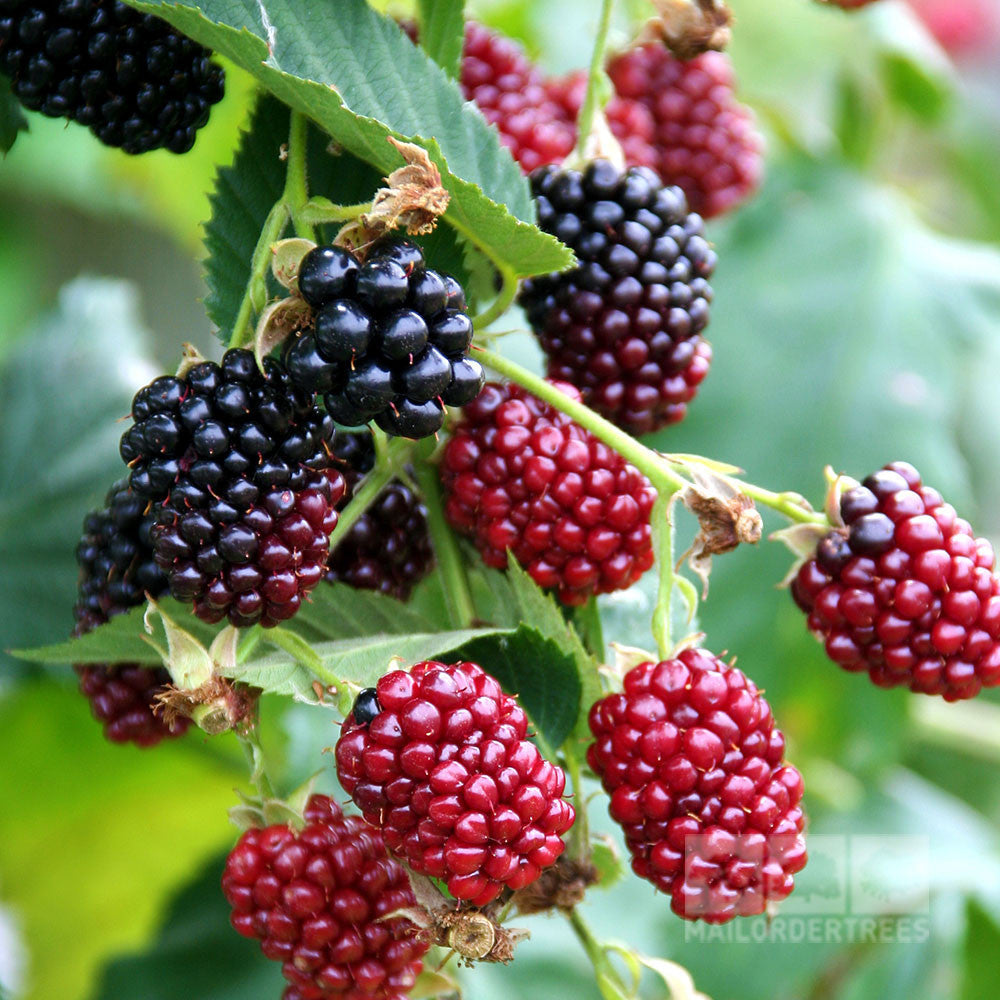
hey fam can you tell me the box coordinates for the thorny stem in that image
[574,0,617,161]
[229,111,316,348]
[412,448,478,630]
[471,264,519,331]
[239,726,276,802]
[299,198,374,226]
[327,437,416,551]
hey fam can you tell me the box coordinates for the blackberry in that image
[118,349,347,628]
[607,46,763,219]
[792,462,1000,701]
[325,431,433,601]
[73,479,187,746]
[285,239,484,440]
[588,649,807,923]
[0,0,224,155]
[222,794,429,1000]
[519,160,716,435]
[335,661,576,906]
[440,381,657,605]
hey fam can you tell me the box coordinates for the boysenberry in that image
[519,161,716,435]
[439,380,656,605]
[792,462,1000,700]
[588,649,807,923]
[336,661,576,906]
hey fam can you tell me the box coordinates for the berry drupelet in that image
[440,381,657,605]
[791,462,1000,701]
[119,349,346,628]
[285,239,484,440]
[519,160,716,436]
[222,794,428,1000]
[606,46,763,219]
[588,649,807,923]
[336,661,576,906]
[0,0,224,154]
[326,431,433,601]
[73,479,188,747]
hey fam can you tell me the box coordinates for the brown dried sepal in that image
[510,856,600,915]
[644,0,732,59]
[337,138,451,252]
[155,676,258,735]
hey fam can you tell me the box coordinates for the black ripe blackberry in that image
[0,0,224,155]
[284,238,485,439]
[73,479,188,747]
[325,431,433,600]
[118,349,347,628]
[519,160,716,435]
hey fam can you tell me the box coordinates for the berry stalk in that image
[573,0,618,162]
[566,908,634,1000]
[652,490,680,658]
[285,111,317,241]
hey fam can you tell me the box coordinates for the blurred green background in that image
[3,0,1000,998]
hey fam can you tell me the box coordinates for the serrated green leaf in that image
[0,77,28,155]
[126,0,572,279]
[446,625,581,751]
[417,0,465,79]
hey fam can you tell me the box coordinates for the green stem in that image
[735,479,828,526]
[475,346,685,494]
[285,111,316,241]
[564,746,591,864]
[574,0,616,161]
[412,450,477,629]
[327,438,415,552]
[239,728,276,801]
[651,491,677,659]
[471,264,519,331]
[229,200,290,349]
[299,198,374,227]
[566,909,631,1000]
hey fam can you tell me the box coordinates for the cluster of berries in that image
[454,22,762,221]
[0,0,224,153]
[284,240,484,440]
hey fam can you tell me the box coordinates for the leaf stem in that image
[574,0,617,161]
[285,111,316,242]
[411,449,478,629]
[471,263,519,331]
[474,346,685,494]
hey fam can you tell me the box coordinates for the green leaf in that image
[961,901,1000,1000]
[417,0,465,79]
[290,582,443,642]
[0,279,157,678]
[446,625,582,751]
[879,51,950,124]
[590,836,625,890]
[0,77,27,155]
[126,0,571,279]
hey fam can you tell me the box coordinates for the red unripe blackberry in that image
[335,661,576,906]
[908,0,999,56]
[791,462,1000,701]
[0,0,224,154]
[326,431,433,601]
[222,794,428,1000]
[587,649,807,923]
[118,349,347,628]
[440,380,657,604]
[519,160,716,435]
[606,46,763,219]
[285,239,483,439]
[73,479,187,746]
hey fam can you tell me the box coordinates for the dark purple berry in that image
[351,687,381,724]
[297,245,359,308]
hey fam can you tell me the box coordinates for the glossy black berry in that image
[848,512,896,556]
[0,0,224,154]
[519,159,716,434]
[351,687,382,725]
[283,238,482,439]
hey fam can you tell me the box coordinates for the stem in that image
[475,346,685,494]
[736,480,828,526]
[327,438,415,552]
[299,198,373,227]
[412,450,477,629]
[574,0,616,160]
[566,909,631,1000]
[229,200,290,349]
[564,746,591,863]
[651,491,676,659]
[285,111,316,241]
[471,264,519,331]
[239,727,276,801]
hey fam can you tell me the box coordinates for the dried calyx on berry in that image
[326,431,433,600]
[588,648,807,923]
[118,349,346,628]
[0,0,224,154]
[792,461,1000,701]
[283,238,484,440]
[336,660,576,906]
[519,160,716,435]
[73,479,188,747]
[222,793,429,1000]
[440,380,656,605]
